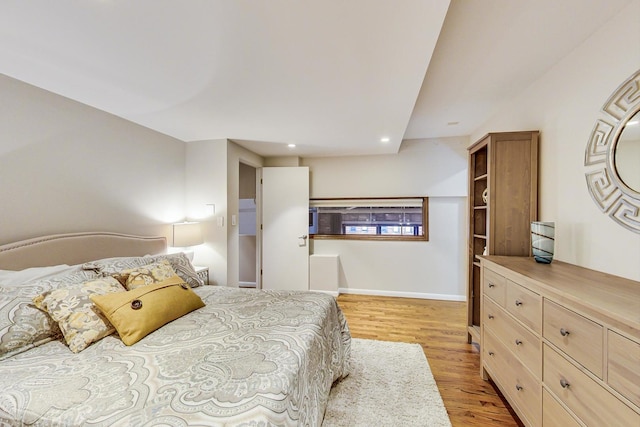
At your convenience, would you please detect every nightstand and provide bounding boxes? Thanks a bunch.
[194,266,209,285]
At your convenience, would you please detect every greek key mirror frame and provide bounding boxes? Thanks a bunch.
[584,68,640,234]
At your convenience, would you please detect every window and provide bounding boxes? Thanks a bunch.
[310,197,428,241]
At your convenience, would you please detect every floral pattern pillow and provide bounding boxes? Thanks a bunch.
[83,256,152,276]
[0,268,97,360]
[0,289,62,360]
[33,276,125,353]
[150,252,204,288]
[113,260,178,290]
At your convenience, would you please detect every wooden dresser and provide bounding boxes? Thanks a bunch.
[480,256,640,427]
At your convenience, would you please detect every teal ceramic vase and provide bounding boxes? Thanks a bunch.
[531,221,555,264]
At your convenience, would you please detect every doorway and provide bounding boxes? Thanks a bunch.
[238,162,258,288]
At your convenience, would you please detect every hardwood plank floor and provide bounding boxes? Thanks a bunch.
[336,294,523,427]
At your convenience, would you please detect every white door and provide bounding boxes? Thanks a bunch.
[261,166,309,291]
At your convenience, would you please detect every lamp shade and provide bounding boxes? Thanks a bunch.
[172,222,203,247]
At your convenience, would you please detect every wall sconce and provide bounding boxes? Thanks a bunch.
[172,222,203,248]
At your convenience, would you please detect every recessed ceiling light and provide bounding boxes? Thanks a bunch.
[288,143,296,148]
[380,137,390,143]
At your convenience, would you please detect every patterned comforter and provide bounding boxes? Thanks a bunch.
[0,286,351,426]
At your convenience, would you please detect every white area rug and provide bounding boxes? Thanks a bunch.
[323,338,452,427]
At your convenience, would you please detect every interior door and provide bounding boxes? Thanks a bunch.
[261,166,309,291]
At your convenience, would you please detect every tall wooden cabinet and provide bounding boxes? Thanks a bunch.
[467,131,539,344]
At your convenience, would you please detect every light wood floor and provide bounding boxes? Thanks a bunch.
[336,294,523,427]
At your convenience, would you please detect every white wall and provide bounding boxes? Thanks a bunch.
[0,75,185,245]
[185,139,228,285]
[302,137,468,299]
[185,140,263,286]
[471,0,640,281]
[304,138,468,198]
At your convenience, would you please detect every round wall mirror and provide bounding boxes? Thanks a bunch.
[585,69,640,234]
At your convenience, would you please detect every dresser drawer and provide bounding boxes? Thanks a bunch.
[543,299,603,378]
[484,329,541,426]
[483,329,508,389]
[483,268,507,307]
[543,344,639,427]
[608,330,640,407]
[542,389,581,427]
[484,296,541,378]
[506,280,541,334]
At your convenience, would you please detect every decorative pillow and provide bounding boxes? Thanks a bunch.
[150,252,204,288]
[33,276,125,353]
[82,253,203,288]
[0,268,97,360]
[83,256,152,276]
[113,260,178,290]
[0,290,62,360]
[90,275,205,346]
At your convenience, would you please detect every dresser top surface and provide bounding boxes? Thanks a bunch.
[481,256,640,332]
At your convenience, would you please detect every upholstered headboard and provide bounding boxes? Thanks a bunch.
[0,232,167,270]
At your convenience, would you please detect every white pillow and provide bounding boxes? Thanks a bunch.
[0,265,76,287]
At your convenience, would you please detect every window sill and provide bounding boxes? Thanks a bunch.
[310,234,428,242]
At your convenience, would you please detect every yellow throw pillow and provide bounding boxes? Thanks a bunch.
[90,275,205,346]
[33,276,125,353]
[113,259,177,290]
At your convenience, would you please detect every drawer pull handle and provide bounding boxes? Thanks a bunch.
[488,283,495,288]
[488,314,495,319]
[560,379,570,389]
[515,385,523,391]
[560,328,570,337]
[488,351,495,356]
[515,339,523,346]
[515,300,523,306]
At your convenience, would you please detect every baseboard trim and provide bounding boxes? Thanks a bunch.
[310,289,340,298]
[338,288,466,302]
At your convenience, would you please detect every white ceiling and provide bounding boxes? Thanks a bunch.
[0,0,632,157]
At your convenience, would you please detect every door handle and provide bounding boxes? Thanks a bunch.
[299,234,308,240]
[298,234,308,247]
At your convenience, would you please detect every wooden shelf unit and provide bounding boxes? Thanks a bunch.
[467,131,539,343]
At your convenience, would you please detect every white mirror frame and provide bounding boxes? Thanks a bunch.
[585,68,640,234]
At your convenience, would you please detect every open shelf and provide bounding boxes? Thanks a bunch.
[468,325,481,344]
[466,131,539,345]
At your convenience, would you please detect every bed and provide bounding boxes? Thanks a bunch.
[0,232,351,426]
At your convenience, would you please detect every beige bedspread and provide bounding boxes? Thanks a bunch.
[0,286,351,426]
